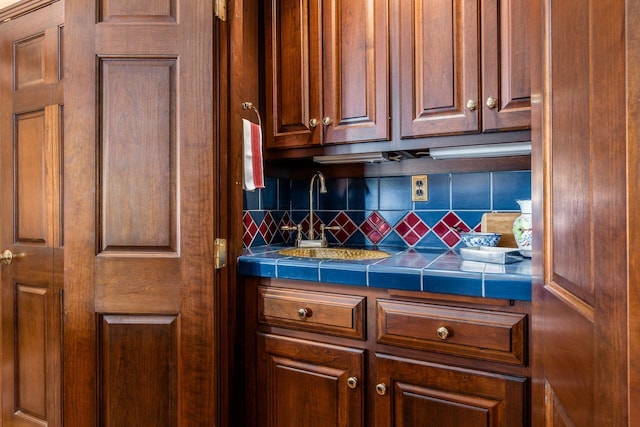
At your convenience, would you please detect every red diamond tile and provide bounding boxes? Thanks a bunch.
[259,213,277,244]
[432,212,472,248]
[394,212,429,247]
[361,213,391,245]
[328,212,358,244]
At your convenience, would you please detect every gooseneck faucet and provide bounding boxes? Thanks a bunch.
[308,172,327,240]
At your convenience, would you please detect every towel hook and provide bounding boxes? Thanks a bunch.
[241,102,262,128]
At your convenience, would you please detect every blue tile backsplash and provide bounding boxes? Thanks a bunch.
[243,171,531,249]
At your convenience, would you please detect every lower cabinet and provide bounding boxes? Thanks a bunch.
[374,354,526,426]
[257,334,364,427]
[245,278,531,426]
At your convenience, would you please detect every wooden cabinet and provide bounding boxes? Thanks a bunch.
[264,0,389,149]
[374,354,526,427]
[257,334,365,427]
[399,0,530,138]
[245,279,530,426]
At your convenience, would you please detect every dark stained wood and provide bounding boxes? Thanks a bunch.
[257,333,365,427]
[481,0,530,131]
[375,354,527,427]
[0,2,64,426]
[64,0,217,425]
[399,0,479,137]
[258,286,365,339]
[377,299,527,365]
[531,0,629,424]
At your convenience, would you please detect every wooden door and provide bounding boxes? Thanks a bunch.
[399,0,479,137]
[531,0,628,425]
[264,0,323,149]
[480,0,530,131]
[0,2,64,426]
[257,333,364,427]
[63,0,218,425]
[321,0,389,144]
[374,354,527,426]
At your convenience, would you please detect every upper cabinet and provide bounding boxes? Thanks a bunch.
[399,0,530,138]
[264,0,389,149]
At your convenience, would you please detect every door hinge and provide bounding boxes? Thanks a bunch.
[214,238,227,269]
[214,0,226,21]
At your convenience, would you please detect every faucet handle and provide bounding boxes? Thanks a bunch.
[281,224,303,246]
[319,224,341,247]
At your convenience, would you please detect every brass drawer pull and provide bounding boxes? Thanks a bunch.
[376,383,387,396]
[347,377,358,389]
[437,326,450,340]
[297,308,312,319]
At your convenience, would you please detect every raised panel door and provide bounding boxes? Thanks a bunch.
[257,333,364,427]
[0,3,64,426]
[399,0,480,137]
[374,354,527,427]
[481,0,530,131]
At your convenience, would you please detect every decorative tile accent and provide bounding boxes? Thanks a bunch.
[394,212,429,246]
[278,211,293,243]
[431,212,470,247]
[258,212,277,244]
[243,212,259,247]
[328,212,358,244]
[360,212,392,245]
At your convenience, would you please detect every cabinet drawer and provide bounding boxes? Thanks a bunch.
[377,299,527,365]
[258,286,365,339]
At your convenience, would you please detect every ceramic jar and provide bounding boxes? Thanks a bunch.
[512,200,532,257]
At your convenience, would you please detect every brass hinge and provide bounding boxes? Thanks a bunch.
[214,0,226,21]
[214,238,227,269]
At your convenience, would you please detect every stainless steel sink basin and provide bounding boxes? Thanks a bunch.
[278,247,390,260]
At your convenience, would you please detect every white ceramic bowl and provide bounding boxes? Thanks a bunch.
[459,232,502,247]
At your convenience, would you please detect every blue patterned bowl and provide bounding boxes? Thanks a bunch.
[460,232,502,247]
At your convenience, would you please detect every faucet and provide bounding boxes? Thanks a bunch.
[281,171,340,248]
[308,172,327,241]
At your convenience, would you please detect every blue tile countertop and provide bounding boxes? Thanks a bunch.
[238,245,532,301]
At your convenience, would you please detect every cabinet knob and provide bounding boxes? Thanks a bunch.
[466,99,478,111]
[375,383,387,396]
[309,118,319,128]
[436,326,450,340]
[1,249,13,265]
[486,96,498,109]
[297,308,312,319]
[322,116,333,126]
[347,377,358,389]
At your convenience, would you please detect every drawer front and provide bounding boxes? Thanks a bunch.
[377,299,527,365]
[258,286,365,339]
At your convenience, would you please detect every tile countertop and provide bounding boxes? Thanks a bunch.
[238,245,532,301]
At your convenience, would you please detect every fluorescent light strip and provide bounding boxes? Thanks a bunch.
[429,142,531,159]
[313,152,389,165]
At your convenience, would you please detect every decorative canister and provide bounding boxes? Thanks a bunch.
[512,200,532,257]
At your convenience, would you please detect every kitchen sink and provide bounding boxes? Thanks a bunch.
[278,247,390,261]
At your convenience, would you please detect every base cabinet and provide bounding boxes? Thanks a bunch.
[374,354,527,426]
[246,279,531,426]
[257,334,364,427]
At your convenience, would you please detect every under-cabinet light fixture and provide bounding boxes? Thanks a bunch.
[313,152,389,165]
[428,142,531,160]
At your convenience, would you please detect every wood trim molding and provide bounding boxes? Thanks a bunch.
[0,0,58,23]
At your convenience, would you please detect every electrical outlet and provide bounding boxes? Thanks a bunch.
[411,175,428,202]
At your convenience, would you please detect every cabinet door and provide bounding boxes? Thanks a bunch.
[481,0,530,131]
[258,334,364,427]
[399,0,480,137]
[374,354,527,427]
[322,0,389,144]
[265,0,323,148]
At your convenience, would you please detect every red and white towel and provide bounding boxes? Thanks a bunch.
[242,118,264,191]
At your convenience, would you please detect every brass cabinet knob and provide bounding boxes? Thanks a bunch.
[297,308,311,319]
[347,377,358,389]
[322,116,333,126]
[309,118,319,128]
[375,383,387,396]
[436,326,450,340]
[486,96,497,109]
[1,249,13,265]
[466,99,478,111]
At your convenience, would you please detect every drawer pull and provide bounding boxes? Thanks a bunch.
[436,326,450,340]
[347,377,358,389]
[375,383,387,396]
[297,308,312,319]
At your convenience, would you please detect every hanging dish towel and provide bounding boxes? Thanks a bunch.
[242,118,264,191]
